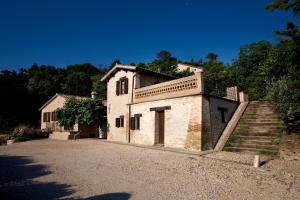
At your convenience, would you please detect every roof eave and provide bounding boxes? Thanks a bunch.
[101,64,137,82]
[38,93,61,111]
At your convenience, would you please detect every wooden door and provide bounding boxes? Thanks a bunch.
[158,111,165,144]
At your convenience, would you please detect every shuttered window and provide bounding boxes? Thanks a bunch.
[131,114,142,130]
[116,81,120,95]
[43,112,51,122]
[51,111,57,121]
[130,117,135,130]
[120,115,124,127]
[116,77,128,96]
[115,118,120,127]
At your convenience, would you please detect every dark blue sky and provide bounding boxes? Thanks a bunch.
[0,0,297,70]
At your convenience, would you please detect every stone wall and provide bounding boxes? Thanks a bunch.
[206,96,238,148]
[130,95,202,150]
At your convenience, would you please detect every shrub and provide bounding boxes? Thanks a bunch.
[14,136,28,142]
[265,76,300,118]
[0,134,9,145]
[13,127,49,140]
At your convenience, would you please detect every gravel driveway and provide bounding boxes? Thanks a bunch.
[0,139,299,200]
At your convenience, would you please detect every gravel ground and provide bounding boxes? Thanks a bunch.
[0,139,299,200]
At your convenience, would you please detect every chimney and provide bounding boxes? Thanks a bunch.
[91,91,97,99]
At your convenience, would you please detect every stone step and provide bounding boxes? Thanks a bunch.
[235,135,279,140]
[238,122,283,129]
[239,119,282,123]
[249,101,274,105]
[242,113,279,117]
[248,104,275,107]
[245,108,274,114]
[234,131,279,137]
[236,127,283,131]
[232,143,279,151]
[223,147,278,155]
[247,104,275,108]
[241,116,281,120]
[223,101,282,156]
[235,127,282,131]
[234,138,278,145]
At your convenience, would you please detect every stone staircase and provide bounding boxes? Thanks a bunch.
[223,101,283,155]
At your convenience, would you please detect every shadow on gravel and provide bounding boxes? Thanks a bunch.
[0,155,73,200]
[85,192,131,200]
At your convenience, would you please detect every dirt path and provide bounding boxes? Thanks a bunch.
[0,139,299,200]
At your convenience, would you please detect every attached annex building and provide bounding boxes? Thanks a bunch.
[39,93,99,140]
[101,64,245,151]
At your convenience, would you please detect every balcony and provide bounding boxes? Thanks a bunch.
[133,71,203,103]
[133,70,240,104]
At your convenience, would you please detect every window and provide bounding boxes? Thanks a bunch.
[51,111,57,121]
[218,107,227,123]
[116,77,128,95]
[115,118,120,128]
[115,116,124,128]
[120,115,124,127]
[43,112,51,122]
[131,114,142,130]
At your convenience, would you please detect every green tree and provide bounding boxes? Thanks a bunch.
[91,68,108,99]
[156,50,172,61]
[265,0,300,116]
[56,97,105,127]
[230,41,273,100]
[148,50,177,76]
[203,53,226,81]
[62,72,92,96]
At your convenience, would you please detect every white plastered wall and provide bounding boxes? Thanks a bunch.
[130,95,202,150]
[41,95,66,129]
[106,70,134,142]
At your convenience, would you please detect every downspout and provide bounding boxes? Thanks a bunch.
[128,74,136,143]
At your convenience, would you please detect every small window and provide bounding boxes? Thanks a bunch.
[116,77,128,96]
[218,107,227,123]
[43,112,50,122]
[131,114,142,130]
[115,118,120,127]
[120,115,124,127]
[51,111,57,121]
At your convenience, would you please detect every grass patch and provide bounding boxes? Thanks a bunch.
[14,136,28,142]
[224,134,237,148]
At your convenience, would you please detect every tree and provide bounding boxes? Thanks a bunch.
[56,98,105,127]
[110,59,121,68]
[265,0,300,116]
[66,63,99,76]
[206,53,218,63]
[62,72,92,96]
[56,98,80,127]
[91,69,108,99]
[229,41,273,100]
[156,50,172,61]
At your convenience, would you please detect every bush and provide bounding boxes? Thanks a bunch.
[12,127,49,140]
[265,76,300,118]
[0,134,9,145]
[14,136,28,142]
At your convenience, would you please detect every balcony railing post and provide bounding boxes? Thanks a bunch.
[194,69,204,93]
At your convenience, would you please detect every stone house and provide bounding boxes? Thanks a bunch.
[39,93,99,140]
[101,64,245,151]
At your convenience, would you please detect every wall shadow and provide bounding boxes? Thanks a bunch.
[85,192,131,200]
[0,155,73,200]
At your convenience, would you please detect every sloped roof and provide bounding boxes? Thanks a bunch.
[39,93,91,111]
[100,64,175,82]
